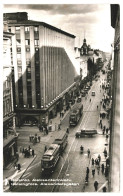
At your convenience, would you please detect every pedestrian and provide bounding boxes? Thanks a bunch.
[44,145,47,152]
[98,154,101,162]
[106,134,109,140]
[102,186,107,192]
[28,145,31,150]
[97,165,100,175]
[66,127,69,134]
[58,124,61,130]
[87,149,90,158]
[101,123,103,129]
[92,158,94,166]
[106,157,110,167]
[92,169,95,177]
[97,105,98,110]
[32,149,34,157]
[94,180,98,191]
[9,179,13,190]
[5,177,8,186]
[106,128,109,134]
[38,135,41,142]
[86,167,89,175]
[17,163,21,171]
[85,174,89,183]
[101,163,105,174]
[90,98,91,102]
[105,167,109,177]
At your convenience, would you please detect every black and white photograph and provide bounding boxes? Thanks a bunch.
[2,0,121,193]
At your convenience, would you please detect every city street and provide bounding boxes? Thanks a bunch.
[9,63,110,192]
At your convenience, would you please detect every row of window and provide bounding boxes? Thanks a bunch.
[16,39,39,46]
[17,60,40,65]
[8,26,39,32]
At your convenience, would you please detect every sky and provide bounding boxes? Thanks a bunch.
[3,2,115,52]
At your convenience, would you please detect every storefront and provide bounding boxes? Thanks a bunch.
[3,137,18,168]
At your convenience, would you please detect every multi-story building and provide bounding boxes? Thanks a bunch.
[3,12,80,126]
[109,4,120,192]
[3,21,18,168]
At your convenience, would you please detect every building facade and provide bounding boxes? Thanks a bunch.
[4,12,80,126]
[3,21,18,168]
[109,4,120,192]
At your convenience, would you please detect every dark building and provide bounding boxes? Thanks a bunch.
[3,21,18,168]
[109,4,120,192]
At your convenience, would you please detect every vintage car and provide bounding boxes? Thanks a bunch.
[75,129,97,138]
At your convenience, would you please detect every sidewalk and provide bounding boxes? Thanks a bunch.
[3,153,36,192]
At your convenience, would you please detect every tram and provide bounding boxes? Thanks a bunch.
[41,144,60,173]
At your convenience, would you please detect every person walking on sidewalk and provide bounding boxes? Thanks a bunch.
[32,149,35,157]
[101,163,105,174]
[9,179,13,190]
[86,167,89,176]
[87,149,90,158]
[17,163,21,172]
[91,158,94,166]
[102,186,107,192]
[94,180,98,191]
[92,169,95,177]
[38,135,41,142]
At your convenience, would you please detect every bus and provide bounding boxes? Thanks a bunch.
[41,144,60,173]
[53,132,68,153]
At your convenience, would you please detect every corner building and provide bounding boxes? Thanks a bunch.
[4,12,79,126]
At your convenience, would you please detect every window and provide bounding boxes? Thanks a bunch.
[27,67,31,72]
[16,39,21,46]
[34,40,39,46]
[26,60,31,65]
[17,60,22,65]
[35,48,39,51]
[25,39,30,46]
[18,73,22,78]
[17,53,21,59]
[16,27,20,31]
[26,48,30,52]
[34,27,39,32]
[25,27,30,32]
[27,73,31,79]
[17,47,21,53]
[18,66,22,72]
